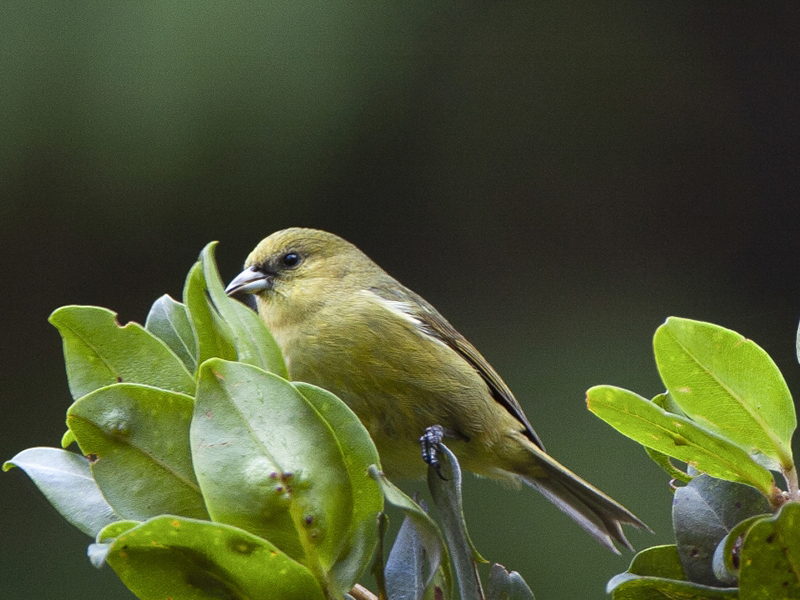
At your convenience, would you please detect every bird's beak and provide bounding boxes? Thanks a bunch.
[225,266,273,296]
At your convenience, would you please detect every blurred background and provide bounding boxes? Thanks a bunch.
[2,2,799,598]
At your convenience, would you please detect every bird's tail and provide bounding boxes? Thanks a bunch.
[519,444,648,553]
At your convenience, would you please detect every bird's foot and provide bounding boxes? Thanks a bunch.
[420,425,448,480]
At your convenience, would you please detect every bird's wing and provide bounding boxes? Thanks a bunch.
[385,286,546,450]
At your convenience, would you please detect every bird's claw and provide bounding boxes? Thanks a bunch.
[420,425,448,480]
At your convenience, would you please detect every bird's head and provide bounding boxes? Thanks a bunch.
[225,228,381,308]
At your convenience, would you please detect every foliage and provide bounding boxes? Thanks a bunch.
[9,240,800,598]
[4,243,533,600]
[588,317,800,599]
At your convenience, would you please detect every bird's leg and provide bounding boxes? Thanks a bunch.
[420,425,451,480]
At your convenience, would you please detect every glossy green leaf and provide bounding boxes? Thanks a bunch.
[651,391,689,419]
[368,465,451,596]
[485,563,536,600]
[607,544,686,591]
[183,261,238,365]
[191,360,353,579]
[643,394,693,484]
[294,382,382,590]
[672,474,770,586]
[739,502,800,598]
[654,317,796,472]
[106,516,325,600]
[97,520,141,542]
[610,577,738,599]
[61,429,76,449]
[145,294,198,372]
[91,519,140,568]
[49,306,195,399]
[607,545,738,599]
[67,383,208,521]
[200,243,287,377]
[3,447,120,537]
[385,514,425,600]
[427,443,485,600]
[587,385,775,495]
[644,446,692,485]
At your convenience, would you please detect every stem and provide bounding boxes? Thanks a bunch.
[370,513,388,600]
[784,463,799,502]
[348,584,379,600]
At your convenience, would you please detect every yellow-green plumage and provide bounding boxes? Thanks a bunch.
[226,227,646,552]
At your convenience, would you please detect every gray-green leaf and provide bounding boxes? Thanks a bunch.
[427,443,485,600]
[145,294,198,372]
[485,563,535,600]
[3,447,120,537]
[385,515,425,600]
[672,474,770,586]
[368,465,452,596]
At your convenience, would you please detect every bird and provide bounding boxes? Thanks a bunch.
[225,227,646,552]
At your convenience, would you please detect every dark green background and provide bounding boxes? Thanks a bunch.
[3,3,799,598]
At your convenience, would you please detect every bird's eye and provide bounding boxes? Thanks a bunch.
[282,252,301,268]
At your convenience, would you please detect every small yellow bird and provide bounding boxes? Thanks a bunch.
[226,228,646,552]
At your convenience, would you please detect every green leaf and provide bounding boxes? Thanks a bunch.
[427,443,485,600]
[485,563,536,600]
[608,544,686,589]
[607,545,738,599]
[49,306,195,399]
[191,360,353,581]
[200,242,287,377]
[183,261,238,365]
[643,394,693,484]
[587,385,775,496]
[183,261,237,364]
[385,515,425,600]
[651,391,689,419]
[67,383,208,521]
[3,447,120,537]
[293,382,383,591]
[610,577,738,599]
[739,502,800,598]
[106,516,326,600]
[61,429,76,448]
[654,317,796,472]
[145,294,198,372]
[672,474,770,586]
[98,520,141,542]
[644,446,692,485]
[368,465,452,596]
[92,520,142,568]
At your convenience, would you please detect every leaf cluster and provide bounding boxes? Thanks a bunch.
[588,317,800,598]
[5,243,534,600]
[5,244,382,599]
